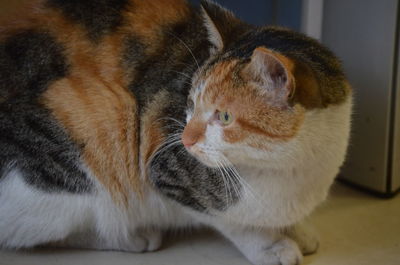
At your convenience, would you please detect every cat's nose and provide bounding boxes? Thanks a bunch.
[182,130,199,148]
[182,120,206,148]
[182,136,197,148]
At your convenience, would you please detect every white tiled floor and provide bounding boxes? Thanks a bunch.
[1,182,399,265]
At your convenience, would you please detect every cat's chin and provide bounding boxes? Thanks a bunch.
[187,151,220,168]
[191,150,265,169]
[195,156,220,168]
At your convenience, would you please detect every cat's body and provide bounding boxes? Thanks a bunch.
[0,1,352,264]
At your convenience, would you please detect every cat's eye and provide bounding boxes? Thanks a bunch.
[218,111,233,126]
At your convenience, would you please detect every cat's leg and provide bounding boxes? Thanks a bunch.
[87,193,164,253]
[0,169,93,249]
[122,228,163,252]
[285,221,319,255]
[50,227,163,253]
[216,224,303,265]
[0,168,163,252]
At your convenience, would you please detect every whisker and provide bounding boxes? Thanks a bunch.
[156,117,186,126]
[151,142,181,165]
[166,31,200,71]
[155,139,181,155]
[219,155,263,209]
[168,70,192,80]
[156,117,186,134]
[221,161,238,205]
[151,135,182,161]
[206,151,239,204]
[162,132,183,141]
[161,122,185,128]
[176,145,188,158]
[175,61,199,70]
[219,159,241,202]
[214,159,232,205]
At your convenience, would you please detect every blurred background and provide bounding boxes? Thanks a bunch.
[1,0,399,197]
[190,0,304,32]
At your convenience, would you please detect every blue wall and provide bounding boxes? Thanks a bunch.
[189,0,302,31]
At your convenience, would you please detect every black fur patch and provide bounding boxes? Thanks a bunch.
[0,101,93,193]
[0,30,93,193]
[226,28,344,77]
[47,0,129,41]
[150,143,238,212]
[124,12,212,112]
[0,30,68,101]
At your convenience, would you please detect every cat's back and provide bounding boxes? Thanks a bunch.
[0,0,192,100]
[0,0,197,201]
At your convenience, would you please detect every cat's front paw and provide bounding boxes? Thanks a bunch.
[296,232,319,255]
[122,229,162,253]
[286,222,319,255]
[249,238,303,265]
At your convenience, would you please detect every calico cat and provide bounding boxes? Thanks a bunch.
[0,0,352,265]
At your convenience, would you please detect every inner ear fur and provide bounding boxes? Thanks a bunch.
[244,47,296,101]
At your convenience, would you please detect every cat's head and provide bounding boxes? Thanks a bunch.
[182,1,309,168]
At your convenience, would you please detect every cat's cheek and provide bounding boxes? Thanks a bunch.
[185,111,193,124]
[193,154,220,168]
[203,123,224,150]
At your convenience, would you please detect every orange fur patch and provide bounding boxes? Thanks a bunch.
[38,7,142,206]
[0,0,46,40]
[182,116,207,146]
[123,0,190,53]
[292,61,323,109]
[203,60,239,105]
[140,90,170,177]
[42,75,141,206]
[221,99,305,145]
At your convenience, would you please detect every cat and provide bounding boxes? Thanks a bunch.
[0,0,352,265]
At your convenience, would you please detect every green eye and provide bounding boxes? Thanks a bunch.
[218,111,233,125]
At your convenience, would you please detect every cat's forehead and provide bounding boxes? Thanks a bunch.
[208,60,240,82]
[193,61,258,109]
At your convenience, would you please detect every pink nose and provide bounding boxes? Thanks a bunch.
[182,135,197,148]
[182,120,205,148]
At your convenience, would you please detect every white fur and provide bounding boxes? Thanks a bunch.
[0,168,195,251]
[0,170,92,248]
[215,224,303,265]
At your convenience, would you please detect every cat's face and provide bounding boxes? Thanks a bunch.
[183,47,305,168]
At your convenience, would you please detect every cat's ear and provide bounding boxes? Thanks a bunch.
[244,47,296,102]
[200,0,242,52]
